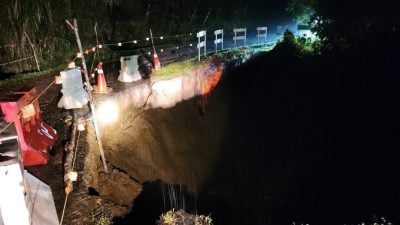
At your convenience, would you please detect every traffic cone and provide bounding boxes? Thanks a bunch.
[94,63,112,93]
[153,50,161,71]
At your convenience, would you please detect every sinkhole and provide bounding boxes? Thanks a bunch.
[82,54,400,225]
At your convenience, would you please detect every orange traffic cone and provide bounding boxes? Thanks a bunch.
[93,62,112,93]
[153,50,161,71]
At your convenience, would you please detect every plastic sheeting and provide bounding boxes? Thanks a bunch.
[25,171,59,225]
[118,55,141,82]
[0,122,58,225]
[57,68,89,109]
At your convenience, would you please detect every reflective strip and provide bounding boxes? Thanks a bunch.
[197,30,206,38]
[197,42,205,48]
[233,36,246,40]
[97,69,103,74]
[234,28,246,32]
[214,39,222,44]
[214,29,223,35]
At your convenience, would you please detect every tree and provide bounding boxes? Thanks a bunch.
[287,0,400,53]
[286,0,316,25]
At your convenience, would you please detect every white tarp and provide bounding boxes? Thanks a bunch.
[25,171,59,225]
[118,55,141,82]
[0,167,59,225]
[0,124,58,225]
[0,164,30,225]
[57,68,89,109]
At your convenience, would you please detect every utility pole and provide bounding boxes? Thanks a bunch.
[65,19,108,173]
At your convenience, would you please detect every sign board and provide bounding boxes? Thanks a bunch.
[233,28,246,47]
[214,29,223,53]
[257,26,268,44]
[197,30,206,38]
[197,30,207,61]
[197,42,206,48]
[214,29,223,35]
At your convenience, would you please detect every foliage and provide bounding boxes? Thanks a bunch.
[158,209,212,225]
[221,48,252,63]
[159,210,178,225]
[90,201,112,225]
[287,0,400,53]
[152,58,198,80]
[286,0,316,25]
[272,30,321,57]
[0,0,279,74]
[0,0,113,74]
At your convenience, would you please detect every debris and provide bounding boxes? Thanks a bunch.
[158,209,212,225]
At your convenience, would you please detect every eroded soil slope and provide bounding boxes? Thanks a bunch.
[83,68,229,218]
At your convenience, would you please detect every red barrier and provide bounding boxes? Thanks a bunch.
[0,87,57,166]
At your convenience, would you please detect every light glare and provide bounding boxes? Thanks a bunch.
[96,101,118,124]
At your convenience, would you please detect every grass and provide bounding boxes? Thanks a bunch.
[152,58,199,81]
[0,65,65,89]
[151,44,276,82]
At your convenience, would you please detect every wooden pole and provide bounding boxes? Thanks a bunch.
[94,22,100,61]
[65,19,91,87]
[23,31,40,71]
[65,19,108,173]
[149,28,156,53]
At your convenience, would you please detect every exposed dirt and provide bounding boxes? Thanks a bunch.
[82,60,227,221]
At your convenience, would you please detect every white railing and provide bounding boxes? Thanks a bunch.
[197,30,207,61]
[214,29,224,53]
[233,28,247,47]
[257,27,268,45]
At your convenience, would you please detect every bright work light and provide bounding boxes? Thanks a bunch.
[96,101,119,124]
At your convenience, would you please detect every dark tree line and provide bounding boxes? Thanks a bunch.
[5,0,396,74]
[287,0,400,54]
[0,0,113,73]
[0,0,280,74]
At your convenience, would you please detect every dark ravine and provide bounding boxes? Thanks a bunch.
[82,50,400,225]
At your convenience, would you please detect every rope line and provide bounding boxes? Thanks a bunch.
[59,193,69,225]
[72,130,81,170]
[0,43,30,49]
[0,56,35,66]
[59,127,81,225]
[101,32,193,47]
